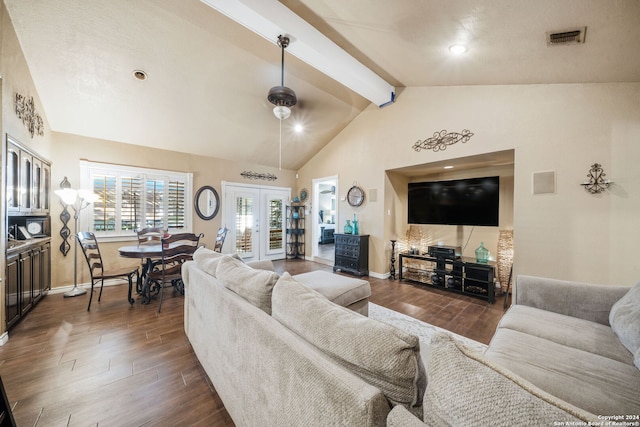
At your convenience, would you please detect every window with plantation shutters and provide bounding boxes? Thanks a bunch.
[80,161,192,239]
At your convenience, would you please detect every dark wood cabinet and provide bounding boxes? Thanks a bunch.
[399,252,496,303]
[6,136,51,214]
[5,240,51,330]
[333,234,369,276]
[5,254,20,329]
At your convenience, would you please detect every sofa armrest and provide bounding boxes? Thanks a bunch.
[246,259,275,271]
[514,275,630,325]
[386,405,426,427]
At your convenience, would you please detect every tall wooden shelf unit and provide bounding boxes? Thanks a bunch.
[286,205,305,259]
[399,252,495,303]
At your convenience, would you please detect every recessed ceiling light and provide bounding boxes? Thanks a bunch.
[444,165,454,169]
[133,69,147,81]
[448,44,468,54]
[294,123,304,133]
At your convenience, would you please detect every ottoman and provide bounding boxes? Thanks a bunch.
[293,270,371,316]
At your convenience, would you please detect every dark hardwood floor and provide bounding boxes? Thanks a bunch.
[0,259,507,426]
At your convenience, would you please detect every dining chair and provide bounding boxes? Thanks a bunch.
[136,227,164,245]
[0,375,16,427]
[213,227,228,253]
[77,232,140,311]
[135,227,165,291]
[145,232,203,313]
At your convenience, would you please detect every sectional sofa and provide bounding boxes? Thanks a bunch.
[182,247,640,426]
[388,275,640,426]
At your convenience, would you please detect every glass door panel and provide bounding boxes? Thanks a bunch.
[233,191,257,259]
[223,184,289,261]
[264,194,285,256]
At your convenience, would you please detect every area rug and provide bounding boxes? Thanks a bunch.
[368,303,488,353]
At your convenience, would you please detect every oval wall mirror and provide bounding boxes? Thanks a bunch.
[195,185,220,220]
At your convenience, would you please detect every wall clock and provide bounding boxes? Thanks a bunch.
[347,185,365,207]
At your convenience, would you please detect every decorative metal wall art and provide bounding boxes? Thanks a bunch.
[240,171,278,181]
[15,93,45,138]
[413,129,474,152]
[59,177,72,256]
[580,163,612,194]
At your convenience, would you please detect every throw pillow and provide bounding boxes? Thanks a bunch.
[272,273,426,415]
[192,246,225,277]
[609,281,640,368]
[215,256,279,314]
[422,333,595,426]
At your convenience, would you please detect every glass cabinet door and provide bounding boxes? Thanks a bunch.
[20,152,33,212]
[6,144,20,212]
[42,163,51,212]
[33,158,43,211]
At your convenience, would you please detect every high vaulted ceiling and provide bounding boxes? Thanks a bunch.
[5,0,640,170]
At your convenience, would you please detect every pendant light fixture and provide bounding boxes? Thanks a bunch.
[268,35,297,120]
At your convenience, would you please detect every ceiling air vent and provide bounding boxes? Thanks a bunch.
[546,27,586,46]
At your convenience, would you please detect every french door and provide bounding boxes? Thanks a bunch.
[222,182,289,262]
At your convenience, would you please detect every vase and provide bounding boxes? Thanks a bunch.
[343,220,353,234]
[352,219,359,235]
[475,242,489,263]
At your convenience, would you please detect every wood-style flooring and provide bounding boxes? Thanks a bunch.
[0,259,507,426]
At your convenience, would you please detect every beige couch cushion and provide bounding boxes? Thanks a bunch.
[609,281,640,369]
[272,273,426,414]
[485,327,640,416]
[498,305,633,364]
[293,270,371,314]
[193,246,225,276]
[215,255,279,314]
[423,333,594,426]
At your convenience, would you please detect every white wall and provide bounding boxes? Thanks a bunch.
[298,83,640,285]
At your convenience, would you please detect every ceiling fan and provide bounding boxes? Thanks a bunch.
[320,186,336,194]
[268,35,297,120]
[267,34,298,170]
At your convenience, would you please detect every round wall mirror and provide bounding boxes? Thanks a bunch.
[195,186,220,220]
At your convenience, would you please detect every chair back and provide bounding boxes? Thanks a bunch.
[77,232,105,280]
[137,227,164,245]
[0,376,16,427]
[213,227,228,252]
[159,233,203,280]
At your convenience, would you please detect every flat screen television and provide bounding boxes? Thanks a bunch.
[408,176,499,226]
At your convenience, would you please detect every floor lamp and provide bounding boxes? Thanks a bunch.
[55,188,100,298]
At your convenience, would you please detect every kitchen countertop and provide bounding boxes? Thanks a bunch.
[6,237,52,255]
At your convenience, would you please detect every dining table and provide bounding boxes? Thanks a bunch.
[118,243,175,304]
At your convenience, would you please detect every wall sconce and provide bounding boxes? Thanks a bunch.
[580,163,612,194]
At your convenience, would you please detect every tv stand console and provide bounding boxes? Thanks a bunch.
[399,252,495,303]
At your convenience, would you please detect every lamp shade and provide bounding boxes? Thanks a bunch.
[78,189,100,203]
[55,188,78,205]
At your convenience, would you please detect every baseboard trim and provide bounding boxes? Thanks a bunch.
[48,279,129,295]
[0,332,8,346]
[368,271,387,279]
